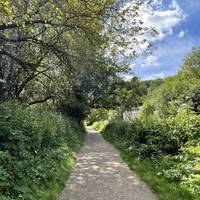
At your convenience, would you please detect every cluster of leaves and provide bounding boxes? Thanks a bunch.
[163,144,200,195]
[103,110,200,196]
[0,103,84,200]
[140,48,200,195]
[85,108,117,132]
[143,48,200,117]
[93,76,152,112]
[103,108,199,155]
[92,120,109,132]
[0,0,154,120]
[103,47,200,196]
[85,108,117,125]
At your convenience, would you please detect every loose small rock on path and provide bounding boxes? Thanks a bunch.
[59,127,157,200]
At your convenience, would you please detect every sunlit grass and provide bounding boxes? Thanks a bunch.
[37,134,85,200]
[37,156,76,200]
[103,134,198,200]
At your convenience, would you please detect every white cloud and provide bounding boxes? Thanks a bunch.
[178,30,186,38]
[139,0,187,41]
[143,72,166,80]
[141,55,159,68]
[106,1,187,60]
[121,0,187,57]
[151,0,163,6]
[133,36,199,80]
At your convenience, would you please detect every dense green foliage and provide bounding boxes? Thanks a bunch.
[0,1,156,199]
[1,0,199,199]
[0,103,84,200]
[85,108,118,132]
[103,117,200,199]
[86,77,161,132]
[102,48,200,198]
[143,48,200,117]
[87,77,162,132]
[103,130,196,200]
[85,108,117,125]
[0,0,153,119]
[92,120,109,132]
[93,77,157,112]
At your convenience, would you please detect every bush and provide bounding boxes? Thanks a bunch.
[102,47,200,198]
[0,103,84,200]
[103,108,200,196]
[92,120,109,132]
[163,141,200,195]
[85,108,117,126]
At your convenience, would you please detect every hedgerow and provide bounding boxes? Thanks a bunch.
[0,103,84,200]
[103,107,200,198]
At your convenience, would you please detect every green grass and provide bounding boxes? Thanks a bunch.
[37,131,85,200]
[103,134,198,200]
[0,102,86,200]
[37,154,76,200]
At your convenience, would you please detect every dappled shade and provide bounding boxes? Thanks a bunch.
[59,128,157,200]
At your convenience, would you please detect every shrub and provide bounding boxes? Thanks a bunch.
[103,111,200,196]
[163,141,200,195]
[85,108,117,126]
[0,103,84,200]
[92,120,109,132]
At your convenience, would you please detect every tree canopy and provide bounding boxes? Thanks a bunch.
[0,0,153,119]
[143,47,200,116]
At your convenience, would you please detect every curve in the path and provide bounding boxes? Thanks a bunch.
[59,127,157,200]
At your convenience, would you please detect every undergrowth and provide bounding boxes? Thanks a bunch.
[0,103,85,200]
[102,117,200,200]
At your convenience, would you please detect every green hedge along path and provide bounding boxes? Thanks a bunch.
[59,127,157,200]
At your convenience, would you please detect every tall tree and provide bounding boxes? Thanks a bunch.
[0,0,154,118]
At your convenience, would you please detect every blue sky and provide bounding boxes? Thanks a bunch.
[130,0,200,80]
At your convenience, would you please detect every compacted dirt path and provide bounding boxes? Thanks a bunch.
[59,127,157,200]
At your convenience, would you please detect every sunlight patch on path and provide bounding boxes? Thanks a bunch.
[59,127,157,200]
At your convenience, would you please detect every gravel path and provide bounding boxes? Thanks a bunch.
[59,127,157,200]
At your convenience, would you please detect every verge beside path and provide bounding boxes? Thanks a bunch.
[59,127,157,200]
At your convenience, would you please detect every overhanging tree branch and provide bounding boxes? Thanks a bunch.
[28,95,54,106]
[0,49,40,68]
